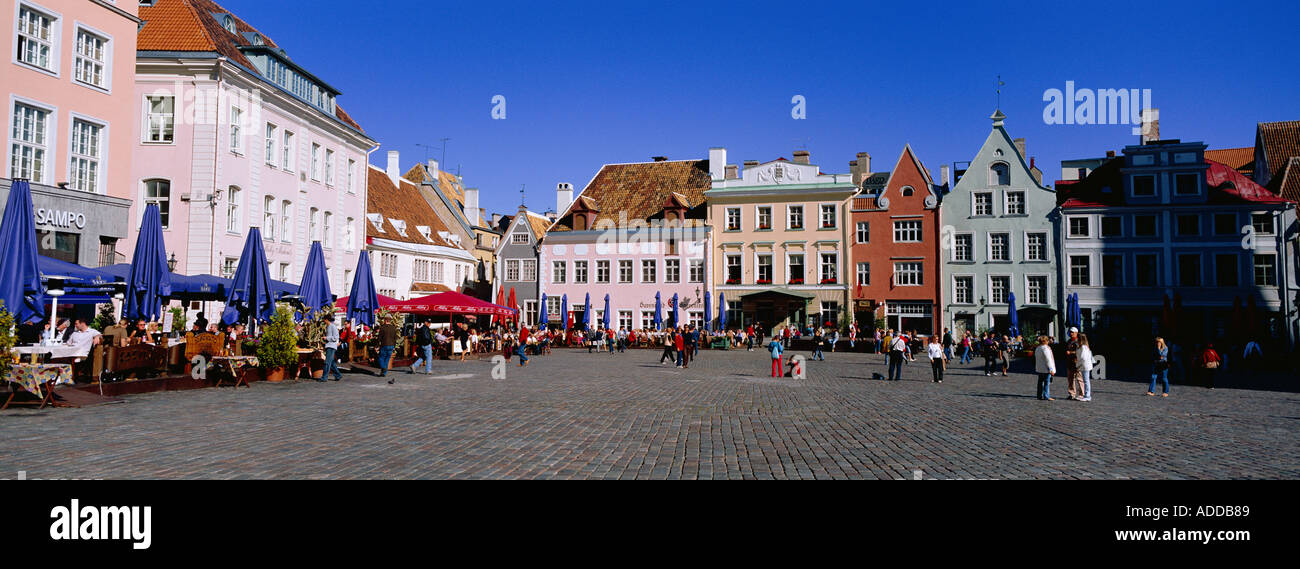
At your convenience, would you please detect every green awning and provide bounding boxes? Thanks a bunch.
[739,287,816,301]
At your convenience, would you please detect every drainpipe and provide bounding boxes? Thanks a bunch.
[203,57,227,322]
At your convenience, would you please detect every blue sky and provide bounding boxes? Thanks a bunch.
[218,0,1298,216]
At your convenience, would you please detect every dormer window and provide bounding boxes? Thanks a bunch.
[222,15,236,34]
[989,163,1010,186]
[417,225,433,241]
[366,213,385,232]
[901,186,915,197]
[390,219,408,237]
[250,34,263,46]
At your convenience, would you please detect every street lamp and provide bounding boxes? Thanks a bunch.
[167,252,178,272]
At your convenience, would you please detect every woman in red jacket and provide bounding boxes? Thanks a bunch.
[1200,344,1221,389]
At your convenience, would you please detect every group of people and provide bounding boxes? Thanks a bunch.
[1031,327,1095,401]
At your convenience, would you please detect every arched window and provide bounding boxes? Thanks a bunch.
[143,179,171,229]
[989,162,1010,186]
[226,186,241,233]
[263,196,276,240]
[901,186,915,197]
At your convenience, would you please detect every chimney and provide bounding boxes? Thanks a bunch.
[725,164,739,179]
[1030,158,1043,185]
[708,147,726,181]
[464,187,480,226]
[850,152,871,185]
[1105,150,1116,158]
[792,150,810,165]
[1140,108,1160,144]
[1014,138,1027,159]
[491,213,501,227]
[743,160,759,168]
[427,159,440,179]
[652,156,668,162]
[939,164,951,187]
[556,182,573,215]
[386,151,401,186]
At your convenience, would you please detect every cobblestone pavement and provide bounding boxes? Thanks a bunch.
[2,348,1296,479]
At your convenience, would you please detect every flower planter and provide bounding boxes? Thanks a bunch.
[309,357,325,379]
[263,366,288,383]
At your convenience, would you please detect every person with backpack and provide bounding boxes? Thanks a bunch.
[769,335,784,378]
[887,331,908,381]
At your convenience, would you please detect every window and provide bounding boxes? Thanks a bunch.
[323,212,333,247]
[281,131,295,170]
[1215,254,1238,287]
[431,261,443,282]
[281,200,292,242]
[1102,255,1123,286]
[989,276,1010,303]
[756,206,772,230]
[725,207,741,231]
[1134,215,1157,237]
[618,310,633,331]
[222,257,239,278]
[264,123,277,164]
[637,259,654,283]
[347,159,357,193]
[788,254,805,284]
[1069,255,1091,286]
[1253,254,1276,286]
[310,143,321,180]
[74,29,107,89]
[145,96,174,143]
[412,259,429,281]
[279,263,290,281]
[756,254,772,283]
[1214,213,1237,235]
[16,5,56,73]
[1025,233,1047,261]
[143,179,170,229]
[574,260,588,284]
[617,260,633,283]
[9,102,49,182]
[665,258,680,283]
[787,205,803,229]
[1177,254,1201,287]
[1068,217,1090,238]
[989,163,1010,186]
[1251,213,1275,236]
[345,217,355,250]
[229,107,242,153]
[225,186,241,233]
[1175,214,1199,237]
[520,260,536,281]
[973,192,993,216]
[819,301,839,324]
[1100,216,1122,237]
[379,253,397,278]
[1005,191,1025,215]
[819,253,837,284]
[989,233,1010,261]
[1026,276,1047,304]
[325,149,335,186]
[952,233,973,262]
[1174,173,1199,196]
[309,207,320,241]
[1135,255,1158,287]
[552,261,566,283]
[596,260,610,284]
[511,232,529,244]
[505,260,520,281]
[856,221,869,244]
[953,276,973,304]
[68,119,102,192]
[820,204,836,228]
[1132,175,1155,197]
[688,259,704,283]
[524,301,539,327]
[725,254,741,283]
[893,262,922,286]
[263,197,276,240]
[901,186,914,197]
[856,262,870,287]
[893,220,922,242]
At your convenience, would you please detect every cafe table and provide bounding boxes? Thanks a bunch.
[2,363,73,410]
[210,355,259,388]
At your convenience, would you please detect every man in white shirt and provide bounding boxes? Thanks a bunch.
[66,319,102,352]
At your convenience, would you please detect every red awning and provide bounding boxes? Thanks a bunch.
[387,291,517,317]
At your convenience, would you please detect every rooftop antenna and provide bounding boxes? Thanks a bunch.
[439,137,451,167]
[414,143,435,162]
[996,75,1005,109]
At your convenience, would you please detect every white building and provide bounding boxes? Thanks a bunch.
[365,158,475,299]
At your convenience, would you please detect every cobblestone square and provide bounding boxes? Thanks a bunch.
[1,348,1296,479]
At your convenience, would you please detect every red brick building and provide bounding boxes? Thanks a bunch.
[850,145,945,334]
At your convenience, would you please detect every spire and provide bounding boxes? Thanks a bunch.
[991,109,1006,127]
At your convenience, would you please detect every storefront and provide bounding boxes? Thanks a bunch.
[1,179,133,269]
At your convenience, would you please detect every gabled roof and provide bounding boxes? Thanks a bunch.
[1257,120,1300,181]
[550,159,711,232]
[1271,157,1300,203]
[1059,158,1292,208]
[880,144,941,202]
[402,163,475,233]
[1205,147,1254,175]
[366,166,464,250]
[524,211,552,239]
[138,0,363,132]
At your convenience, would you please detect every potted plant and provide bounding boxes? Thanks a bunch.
[756,279,772,285]
[820,278,837,284]
[788,278,804,285]
[0,304,16,377]
[257,306,299,382]
[168,306,187,336]
[725,278,740,285]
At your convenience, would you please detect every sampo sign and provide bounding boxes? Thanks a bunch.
[34,208,88,229]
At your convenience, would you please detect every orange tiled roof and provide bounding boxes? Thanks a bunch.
[550,159,711,232]
[1258,120,1300,180]
[524,211,552,240]
[1204,147,1254,174]
[410,283,454,293]
[403,164,467,211]
[366,166,465,250]
[1272,157,1300,203]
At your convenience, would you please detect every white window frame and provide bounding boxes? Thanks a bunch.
[1066,215,1091,238]
[264,122,277,165]
[595,260,611,284]
[511,232,529,244]
[819,203,837,229]
[520,259,537,282]
[142,94,174,144]
[310,143,321,181]
[228,106,242,154]
[987,274,1012,304]
[14,2,61,77]
[724,253,742,284]
[688,258,704,283]
[573,260,588,284]
[755,205,772,230]
[1024,274,1049,305]
[725,207,741,231]
[855,221,869,244]
[1024,231,1048,262]
[641,259,657,283]
[787,252,805,284]
[323,211,333,248]
[72,24,111,92]
[1069,254,1093,287]
[325,148,335,186]
[755,253,772,284]
[66,113,105,193]
[893,219,922,243]
[951,231,974,262]
[819,252,838,284]
[1251,212,1276,236]
[280,200,293,243]
[855,262,869,287]
[8,96,57,184]
[347,159,357,193]
[281,130,295,171]
[893,261,923,286]
[141,178,171,230]
[987,232,1011,262]
[1003,190,1025,216]
[505,259,520,281]
[552,260,566,284]
[263,196,276,240]
[786,204,804,230]
[225,186,242,234]
[972,192,994,216]
[664,258,680,283]
[617,259,633,284]
[952,274,975,305]
[1253,253,1277,287]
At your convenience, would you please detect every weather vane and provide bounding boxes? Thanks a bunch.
[996,75,1005,109]
[520,184,526,207]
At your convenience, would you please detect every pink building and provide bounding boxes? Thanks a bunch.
[3,0,137,266]
[130,0,377,318]
[540,158,712,331]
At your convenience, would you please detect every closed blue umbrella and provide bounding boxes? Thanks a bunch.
[124,204,173,322]
[704,291,712,332]
[582,292,591,330]
[345,250,380,326]
[1063,293,1073,330]
[0,180,45,323]
[296,241,332,320]
[671,293,679,329]
[1007,291,1019,337]
[539,293,548,328]
[222,227,275,326]
[602,293,610,330]
[718,292,726,331]
[1073,293,1083,330]
[561,294,568,330]
[653,292,662,330]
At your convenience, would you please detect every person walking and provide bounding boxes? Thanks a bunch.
[659,329,677,365]
[811,329,826,361]
[927,334,947,383]
[1077,333,1094,401]
[1064,327,1082,400]
[1148,337,1171,397]
[1200,343,1221,389]
[960,332,973,365]
[848,322,857,350]
[745,324,755,351]
[674,328,686,368]
[378,317,398,383]
[982,333,998,376]
[1034,336,1056,400]
[768,335,784,378]
[320,317,344,382]
[409,321,434,375]
[887,332,907,381]
[942,328,954,364]
[998,335,1011,377]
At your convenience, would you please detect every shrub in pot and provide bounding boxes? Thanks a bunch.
[257,306,299,382]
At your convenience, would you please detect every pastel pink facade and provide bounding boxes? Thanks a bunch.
[3,0,139,197]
